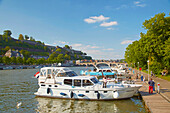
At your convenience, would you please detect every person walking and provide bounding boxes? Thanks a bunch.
[141,74,143,82]
[103,77,107,88]
[148,78,155,93]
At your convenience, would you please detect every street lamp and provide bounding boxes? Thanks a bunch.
[138,62,139,75]
[147,60,149,81]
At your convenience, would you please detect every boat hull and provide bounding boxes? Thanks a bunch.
[34,85,141,100]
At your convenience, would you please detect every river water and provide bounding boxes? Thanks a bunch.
[0,67,147,113]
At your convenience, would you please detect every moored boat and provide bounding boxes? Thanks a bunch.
[34,67,142,100]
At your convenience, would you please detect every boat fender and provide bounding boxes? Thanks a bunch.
[113,91,119,98]
[60,92,67,96]
[47,88,50,94]
[97,92,100,99]
[70,91,74,98]
[78,94,85,97]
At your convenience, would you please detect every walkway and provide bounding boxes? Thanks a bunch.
[130,69,170,113]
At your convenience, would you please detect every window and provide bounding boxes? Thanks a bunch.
[86,91,89,93]
[90,78,99,84]
[41,84,45,86]
[49,85,51,87]
[58,73,67,77]
[83,80,93,86]
[66,71,78,77]
[104,91,107,93]
[54,85,58,87]
[95,91,98,93]
[74,79,81,87]
[64,79,72,85]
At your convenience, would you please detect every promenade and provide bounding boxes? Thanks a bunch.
[131,69,170,113]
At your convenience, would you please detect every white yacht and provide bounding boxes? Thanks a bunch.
[34,67,142,100]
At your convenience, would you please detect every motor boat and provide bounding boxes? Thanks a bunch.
[34,67,142,100]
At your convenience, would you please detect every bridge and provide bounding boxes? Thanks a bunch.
[76,61,128,67]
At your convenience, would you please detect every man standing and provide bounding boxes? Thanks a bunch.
[148,78,155,93]
[103,77,107,88]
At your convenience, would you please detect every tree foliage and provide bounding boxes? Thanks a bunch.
[125,13,170,74]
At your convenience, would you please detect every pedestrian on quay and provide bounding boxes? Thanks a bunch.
[153,80,155,92]
[103,77,107,88]
[148,78,155,94]
[151,71,153,77]
[141,74,143,82]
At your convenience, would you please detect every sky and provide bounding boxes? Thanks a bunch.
[0,0,170,60]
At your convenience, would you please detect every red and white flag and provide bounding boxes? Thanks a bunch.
[34,71,40,78]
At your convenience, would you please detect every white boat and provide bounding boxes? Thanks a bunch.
[111,64,127,75]
[34,67,142,100]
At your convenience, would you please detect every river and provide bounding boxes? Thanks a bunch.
[0,67,147,113]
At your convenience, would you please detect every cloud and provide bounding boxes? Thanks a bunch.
[100,21,118,27]
[106,27,115,30]
[121,40,133,44]
[115,4,128,10]
[134,1,146,7]
[71,43,82,47]
[84,15,110,24]
[103,48,114,51]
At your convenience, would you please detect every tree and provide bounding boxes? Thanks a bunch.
[65,45,70,49]
[16,57,23,64]
[11,56,16,64]
[57,54,64,63]
[4,46,10,51]
[2,56,11,64]
[3,30,12,37]
[64,54,71,60]
[56,48,62,52]
[18,34,24,40]
[25,35,29,40]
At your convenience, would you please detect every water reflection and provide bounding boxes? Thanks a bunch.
[36,97,146,113]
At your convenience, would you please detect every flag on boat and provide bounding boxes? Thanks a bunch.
[34,71,40,78]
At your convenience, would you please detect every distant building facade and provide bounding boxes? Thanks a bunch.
[5,49,23,58]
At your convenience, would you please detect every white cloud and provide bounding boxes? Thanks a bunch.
[84,15,110,24]
[121,40,133,44]
[100,21,118,27]
[115,4,128,10]
[71,43,82,47]
[106,27,115,30]
[134,1,146,7]
[103,48,114,51]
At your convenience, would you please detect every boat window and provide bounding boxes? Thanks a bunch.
[107,70,111,72]
[83,80,93,86]
[95,91,98,93]
[99,70,102,72]
[90,78,99,84]
[41,84,45,86]
[41,69,46,77]
[58,73,67,77]
[74,79,81,87]
[64,79,72,85]
[66,71,78,77]
[86,91,89,93]
[104,91,107,93]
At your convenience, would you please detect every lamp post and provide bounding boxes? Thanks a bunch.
[138,62,139,75]
[147,60,149,81]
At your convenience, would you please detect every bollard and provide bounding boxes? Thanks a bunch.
[157,83,160,94]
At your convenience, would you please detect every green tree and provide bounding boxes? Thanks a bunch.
[57,54,64,63]
[25,35,29,40]
[56,48,62,52]
[11,56,16,64]
[64,54,71,60]
[18,34,24,40]
[2,56,11,64]
[4,46,10,51]
[3,30,12,37]
[16,57,23,64]
[65,45,70,49]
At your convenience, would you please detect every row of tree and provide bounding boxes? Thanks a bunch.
[125,13,170,74]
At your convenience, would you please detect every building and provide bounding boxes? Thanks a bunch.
[5,49,23,58]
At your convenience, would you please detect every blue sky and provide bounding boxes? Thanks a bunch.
[0,0,170,60]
